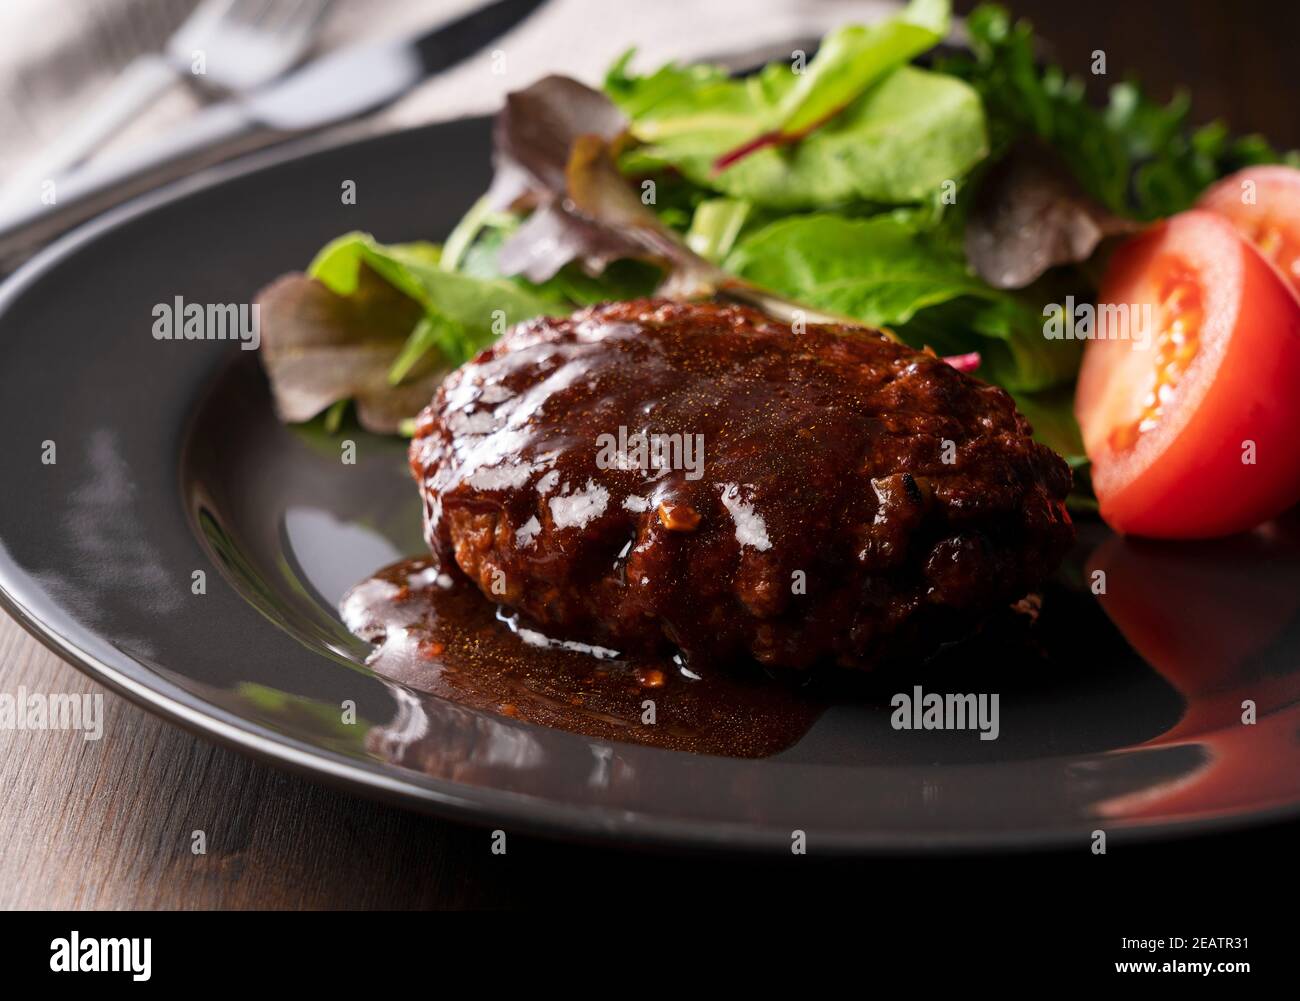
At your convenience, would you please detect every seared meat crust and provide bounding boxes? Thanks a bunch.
[410,299,1073,671]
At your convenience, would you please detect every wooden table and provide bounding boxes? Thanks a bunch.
[2,0,1298,910]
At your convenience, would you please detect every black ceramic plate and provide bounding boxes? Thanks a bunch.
[3,117,1300,854]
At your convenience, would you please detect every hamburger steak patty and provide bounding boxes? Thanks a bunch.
[409,299,1074,671]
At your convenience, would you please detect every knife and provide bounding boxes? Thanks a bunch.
[0,0,546,267]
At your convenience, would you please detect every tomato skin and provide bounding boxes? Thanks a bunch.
[1197,165,1300,296]
[1076,210,1300,539]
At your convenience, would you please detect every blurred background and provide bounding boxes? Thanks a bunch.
[3,0,1297,200]
[0,0,878,189]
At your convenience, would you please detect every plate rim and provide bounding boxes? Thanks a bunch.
[3,118,1300,856]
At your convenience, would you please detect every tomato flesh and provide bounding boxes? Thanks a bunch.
[1197,165,1300,295]
[1075,210,1300,538]
[1102,259,1204,453]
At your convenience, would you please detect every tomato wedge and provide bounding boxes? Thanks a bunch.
[1198,165,1300,296]
[1075,210,1300,538]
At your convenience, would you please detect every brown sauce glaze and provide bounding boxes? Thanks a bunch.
[408,300,1074,674]
[341,557,824,757]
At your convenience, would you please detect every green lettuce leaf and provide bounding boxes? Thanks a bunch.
[942,3,1299,219]
[255,232,566,433]
[769,0,948,139]
[456,218,663,304]
[612,63,986,211]
[725,212,1080,392]
[309,232,564,371]
[685,199,752,261]
[605,0,984,210]
[712,0,951,167]
[725,212,981,324]
[710,68,988,209]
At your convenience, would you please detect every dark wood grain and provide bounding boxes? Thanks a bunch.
[4,0,1300,910]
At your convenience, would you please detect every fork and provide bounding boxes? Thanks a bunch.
[0,0,331,208]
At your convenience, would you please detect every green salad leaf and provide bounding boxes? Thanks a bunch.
[460,221,663,304]
[255,233,566,433]
[768,0,949,140]
[702,67,988,209]
[611,65,987,210]
[685,199,752,262]
[712,0,951,168]
[309,232,564,374]
[943,3,1299,219]
[725,212,1080,392]
[606,0,985,209]
[725,213,983,326]
[255,0,1298,489]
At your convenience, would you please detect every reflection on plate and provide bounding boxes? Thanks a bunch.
[0,116,1296,852]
